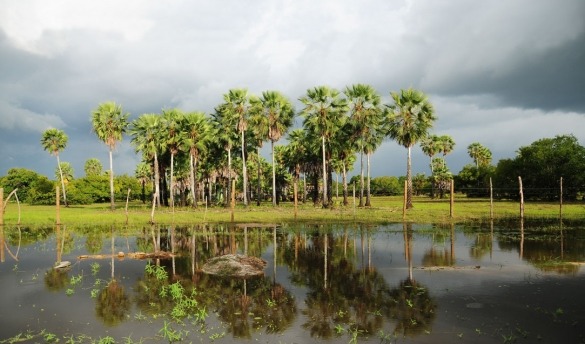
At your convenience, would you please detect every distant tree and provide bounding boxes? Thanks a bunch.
[370,176,402,196]
[130,114,163,209]
[493,135,585,200]
[41,128,68,206]
[1,168,52,203]
[91,101,130,210]
[84,158,103,177]
[135,162,151,204]
[55,162,74,184]
[467,142,492,168]
[385,88,436,208]
[161,109,186,209]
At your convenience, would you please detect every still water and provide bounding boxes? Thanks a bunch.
[0,222,584,343]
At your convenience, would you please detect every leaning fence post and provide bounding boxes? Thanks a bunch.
[0,188,4,226]
[56,186,61,225]
[489,177,494,220]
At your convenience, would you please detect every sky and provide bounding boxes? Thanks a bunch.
[1,0,584,180]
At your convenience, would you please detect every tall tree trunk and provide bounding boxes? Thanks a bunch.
[189,154,196,208]
[359,150,364,207]
[154,152,160,208]
[429,156,435,199]
[170,153,175,210]
[109,149,114,210]
[227,148,232,208]
[321,136,328,208]
[406,146,413,209]
[241,131,248,206]
[272,141,277,206]
[256,146,262,206]
[56,154,68,207]
[302,173,306,203]
[342,162,348,206]
[365,152,372,207]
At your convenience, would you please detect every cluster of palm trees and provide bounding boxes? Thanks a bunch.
[42,85,441,210]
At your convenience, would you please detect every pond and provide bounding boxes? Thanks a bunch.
[1,221,584,343]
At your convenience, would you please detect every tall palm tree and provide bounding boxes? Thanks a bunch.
[211,104,239,206]
[345,83,382,207]
[161,109,186,210]
[300,86,348,208]
[283,129,308,205]
[181,111,212,208]
[251,91,295,206]
[437,135,455,157]
[420,135,441,198]
[217,89,252,206]
[130,114,162,216]
[329,123,356,206]
[385,88,436,209]
[41,128,69,206]
[363,130,384,207]
[248,101,270,206]
[91,101,130,210]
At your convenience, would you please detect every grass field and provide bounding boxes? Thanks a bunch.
[2,195,582,226]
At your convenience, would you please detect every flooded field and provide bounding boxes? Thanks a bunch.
[1,221,584,343]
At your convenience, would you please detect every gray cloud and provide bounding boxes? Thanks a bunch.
[1,0,584,179]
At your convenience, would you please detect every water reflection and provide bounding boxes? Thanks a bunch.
[1,221,585,342]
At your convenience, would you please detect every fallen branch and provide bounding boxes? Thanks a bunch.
[78,251,177,260]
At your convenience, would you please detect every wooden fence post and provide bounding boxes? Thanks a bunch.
[0,188,3,226]
[449,180,454,218]
[56,186,61,225]
[489,177,494,220]
[230,179,236,222]
[402,180,407,220]
[518,176,524,219]
[559,177,563,220]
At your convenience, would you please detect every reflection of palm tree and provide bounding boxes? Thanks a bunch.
[389,278,436,336]
[44,267,69,291]
[95,279,130,326]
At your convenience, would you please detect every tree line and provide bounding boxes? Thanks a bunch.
[2,83,584,207]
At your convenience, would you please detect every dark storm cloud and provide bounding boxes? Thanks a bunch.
[1,0,585,179]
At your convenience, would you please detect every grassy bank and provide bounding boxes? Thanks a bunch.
[2,195,582,227]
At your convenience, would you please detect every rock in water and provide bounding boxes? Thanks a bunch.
[202,254,266,277]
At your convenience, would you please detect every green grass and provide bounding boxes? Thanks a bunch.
[1,195,582,226]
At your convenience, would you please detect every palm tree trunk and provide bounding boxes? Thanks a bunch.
[154,152,160,208]
[359,150,364,207]
[257,146,262,206]
[342,162,348,206]
[271,141,277,206]
[189,154,196,208]
[109,149,115,210]
[56,154,68,207]
[406,146,413,209]
[430,156,435,199]
[227,148,232,208]
[321,136,328,208]
[241,131,248,206]
[170,153,175,211]
[365,152,372,207]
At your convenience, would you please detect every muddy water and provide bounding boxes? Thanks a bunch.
[0,222,584,343]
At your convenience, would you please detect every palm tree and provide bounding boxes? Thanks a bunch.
[251,91,295,206]
[130,114,162,219]
[363,130,384,207]
[181,111,212,208]
[248,102,269,206]
[217,89,252,206]
[135,161,151,204]
[283,129,308,205]
[329,122,356,206]
[437,135,455,157]
[300,86,348,208]
[420,134,440,198]
[345,83,382,207]
[91,101,130,210]
[41,128,69,206]
[211,104,239,206]
[84,158,103,177]
[385,88,436,209]
[468,142,492,168]
[161,109,186,210]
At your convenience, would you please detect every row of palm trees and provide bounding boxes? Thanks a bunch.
[42,85,441,210]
